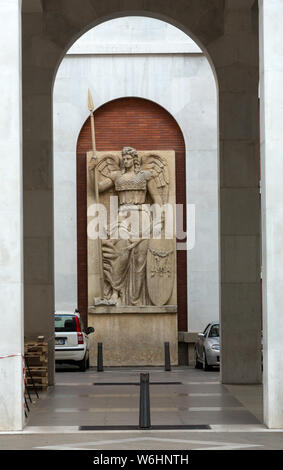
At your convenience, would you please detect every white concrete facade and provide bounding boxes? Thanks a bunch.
[259,0,283,429]
[53,17,219,333]
[0,0,24,431]
[2,0,282,431]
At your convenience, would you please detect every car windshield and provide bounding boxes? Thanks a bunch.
[203,324,210,335]
[55,315,76,332]
[208,324,219,338]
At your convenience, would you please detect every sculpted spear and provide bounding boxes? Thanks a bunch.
[88,89,104,300]
[88,89,100,204]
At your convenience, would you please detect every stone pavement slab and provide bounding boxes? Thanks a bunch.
[1,366,281,450]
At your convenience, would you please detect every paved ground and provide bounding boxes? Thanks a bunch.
[0,366,282,450]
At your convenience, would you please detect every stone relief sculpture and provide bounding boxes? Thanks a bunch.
[88,146,175,307]
[86,92,177,367]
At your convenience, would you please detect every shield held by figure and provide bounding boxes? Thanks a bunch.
[146,238,175,306]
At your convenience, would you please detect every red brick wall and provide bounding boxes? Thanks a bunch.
[77,97,187,330]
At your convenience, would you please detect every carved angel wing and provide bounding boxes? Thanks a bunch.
[90,153,121,178]
[141,153,170,204]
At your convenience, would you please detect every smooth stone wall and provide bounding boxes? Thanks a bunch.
[259,0,283,429]
[216,1,261,385]
[0,0,24,431]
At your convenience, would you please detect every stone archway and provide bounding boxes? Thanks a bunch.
[76,97,187,332]
[21,0,260,398]
[0,0,263,432]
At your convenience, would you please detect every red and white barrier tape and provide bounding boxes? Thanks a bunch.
[0,353,24,360]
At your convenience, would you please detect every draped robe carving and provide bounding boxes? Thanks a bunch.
[88,147,175,307]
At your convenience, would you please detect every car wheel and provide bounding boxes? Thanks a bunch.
[194,349,202,369]
[79,354,87,372]
[203,351,210,371]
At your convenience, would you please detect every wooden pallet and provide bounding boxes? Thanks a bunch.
[24,355,48,366]
[24,338,49,390]
[26,383,48,391]
[26,370,48,389]
[26,376,48,384]
[28,367,48,376]
[24,343,48,354]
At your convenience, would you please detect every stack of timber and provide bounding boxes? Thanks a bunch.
[24,337,48,390]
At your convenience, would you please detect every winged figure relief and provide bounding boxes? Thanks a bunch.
[89,147,174,307]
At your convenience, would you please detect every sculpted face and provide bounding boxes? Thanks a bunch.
[122,153,134,170]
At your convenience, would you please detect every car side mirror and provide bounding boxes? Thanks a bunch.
[198,333,205,338]
[87,327,95,334]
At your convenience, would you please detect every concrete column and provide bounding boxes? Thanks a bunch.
[211,0,262,384]
[0,0,24,431]
[22,4,55,386]
[259,0,283,428]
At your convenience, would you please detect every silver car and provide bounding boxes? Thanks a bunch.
[194,322,220,370]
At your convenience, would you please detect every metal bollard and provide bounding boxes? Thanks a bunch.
[97,342,104,372]
[164,342,171,371]
[139,373,151,429]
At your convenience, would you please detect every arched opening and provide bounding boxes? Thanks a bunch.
[19,2,262,434]
[53,16,219,368]
[76,97,187,365]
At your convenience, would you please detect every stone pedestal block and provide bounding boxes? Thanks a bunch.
[88,307,178,366]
